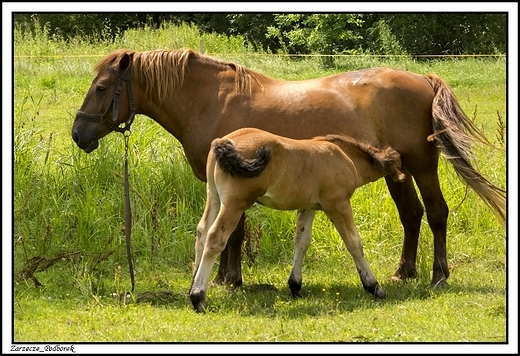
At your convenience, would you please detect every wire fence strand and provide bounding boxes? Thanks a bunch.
[14,53,507,59]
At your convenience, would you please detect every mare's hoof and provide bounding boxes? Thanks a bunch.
[223,282,242,290]
[430,278,449,289]
[391,267,418,282]
[224,277,243,289]
[212,275,224,286]
[390,275,404,283]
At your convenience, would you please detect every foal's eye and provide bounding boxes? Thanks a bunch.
[96,86,106,93]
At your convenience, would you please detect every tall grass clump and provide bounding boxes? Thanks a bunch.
[13,112,208,296]
[120,22,254,54]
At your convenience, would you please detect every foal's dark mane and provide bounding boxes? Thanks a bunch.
[316,134,379,158]
[94,48,267,103]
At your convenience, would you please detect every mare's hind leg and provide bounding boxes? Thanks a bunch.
[324,201,386,299]
[190,205,245,313]
[214,213,246,288]
[385,173,424,281]
[411,168,450,288]
[288,209,316,297]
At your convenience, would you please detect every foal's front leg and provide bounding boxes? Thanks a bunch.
[325,201,386,299]
[288,209,316,297]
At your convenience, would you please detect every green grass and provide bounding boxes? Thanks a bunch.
[10,22,509,346]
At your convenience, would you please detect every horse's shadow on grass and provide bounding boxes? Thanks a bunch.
[218,279,506,318]
[127,276,505,317]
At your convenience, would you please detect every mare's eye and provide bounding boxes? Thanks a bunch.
[96,86,106,93]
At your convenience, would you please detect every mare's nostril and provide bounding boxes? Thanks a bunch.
[72,131,79,143]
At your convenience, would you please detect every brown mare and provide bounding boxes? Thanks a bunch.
[72,48,506,291]
[190,127,406,312]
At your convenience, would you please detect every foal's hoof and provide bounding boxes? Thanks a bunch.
[189,289,207,313]
[364,282,386,299]
[290,288,303,298]
[288,276,303,298]
[374,284,386,299]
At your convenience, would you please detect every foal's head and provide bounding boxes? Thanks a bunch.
[374,147,405,182]
[316,134,406,183]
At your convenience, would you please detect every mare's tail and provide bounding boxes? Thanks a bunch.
[424,73,506,223]
[212,138,271,178]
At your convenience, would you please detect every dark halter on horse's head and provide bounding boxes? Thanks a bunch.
[76,65,136,134]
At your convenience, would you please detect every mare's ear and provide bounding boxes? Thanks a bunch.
[119,53,131,71]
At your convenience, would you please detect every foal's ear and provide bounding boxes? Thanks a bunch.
[119,53,131,71]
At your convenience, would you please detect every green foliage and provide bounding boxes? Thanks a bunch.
[13,13,507,56]
[120,22,251,54]
[267,14,365,55]
[385,13,507,55]
[365,18,407,55]
[14,13,195,42]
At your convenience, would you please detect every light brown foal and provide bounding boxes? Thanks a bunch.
[189,127,405,312]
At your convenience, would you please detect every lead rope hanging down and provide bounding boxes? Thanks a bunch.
[124,131,135,293]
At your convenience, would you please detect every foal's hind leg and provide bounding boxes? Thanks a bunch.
[193,189,220,275]
[288,209,316,298]
[190,205,245,313]
[385,173,424,281]
[324,201,386,299]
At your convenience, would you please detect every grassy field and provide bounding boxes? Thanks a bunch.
[9,22,512,350]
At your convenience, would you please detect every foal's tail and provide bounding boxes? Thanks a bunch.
[424,73,506,223]
[212,138,271,178]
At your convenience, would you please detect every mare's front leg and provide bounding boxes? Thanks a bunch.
[214,213,246,288]
[385,173,424,281]
[190,205,245,313]
[288,209,316,297]
[324,201,386,299]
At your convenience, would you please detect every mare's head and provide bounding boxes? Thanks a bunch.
[72,50,136,153]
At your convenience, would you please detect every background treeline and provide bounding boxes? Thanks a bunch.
[14,13,507,57]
